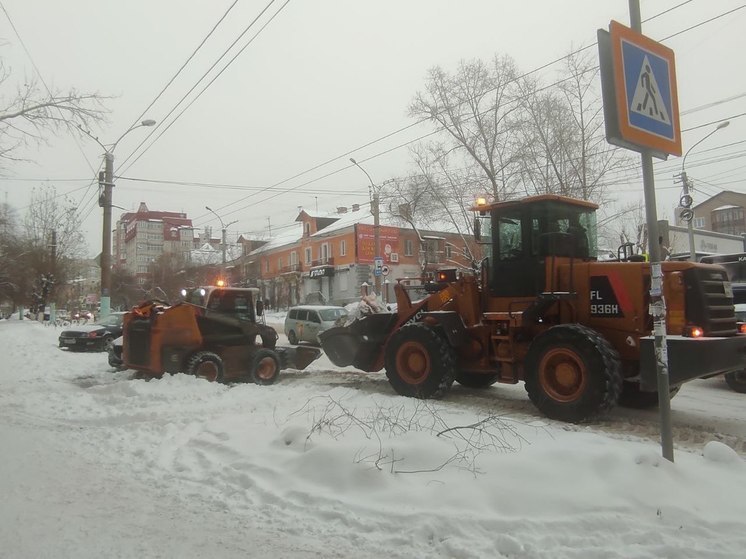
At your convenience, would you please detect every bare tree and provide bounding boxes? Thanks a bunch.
[110,267,142,311]
[517,48,630,202]
[143,252,190,303]
[20,184,88,311]
[0,57,108,170]
[0,205,30,311]
[408,55,524,201]
[383,144,485,268]
[598,200,648,255]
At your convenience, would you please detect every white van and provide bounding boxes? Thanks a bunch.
[284,305,348,345]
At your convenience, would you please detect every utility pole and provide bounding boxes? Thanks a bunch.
[221,227,227,265]
[100,153,114,319]
[679,170,697,261]
[350,158,382,295]
[205,206,238,277]
[49,230,57,323]
[79,119,156,320]
[678,120,730,261]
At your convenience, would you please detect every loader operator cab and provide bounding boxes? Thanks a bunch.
[474,195,598,297]
[181,286,263,323]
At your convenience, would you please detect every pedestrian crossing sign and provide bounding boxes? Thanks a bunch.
[608,20,681,156]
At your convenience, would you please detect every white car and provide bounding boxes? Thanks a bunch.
[284,305,348,345]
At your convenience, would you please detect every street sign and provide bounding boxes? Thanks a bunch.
[381,265,389,276]
[608,20,681,156]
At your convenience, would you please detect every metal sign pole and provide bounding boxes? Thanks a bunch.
[629,0,674,462]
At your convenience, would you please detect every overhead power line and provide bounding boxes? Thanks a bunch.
[125,0,241,133]
[116,0,289,174]
[192,3,740,222]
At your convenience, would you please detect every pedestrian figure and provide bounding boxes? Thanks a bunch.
[637,63,660,118]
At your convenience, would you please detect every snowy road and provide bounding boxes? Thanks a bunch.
[3,318,746,559]
[285,362,746,454]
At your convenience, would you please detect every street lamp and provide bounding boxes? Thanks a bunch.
[79,119,156,319]
[205,206,238,266]
[350,157,382,295]
[680,120,730,261]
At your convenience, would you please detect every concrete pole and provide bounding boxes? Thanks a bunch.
[221,227,227,265]
[680,121,729,261]
[681,171,697,261]
[350,158,382,295]
[373,191,381,296]
[50,230,57,323]
[100,152,114,320]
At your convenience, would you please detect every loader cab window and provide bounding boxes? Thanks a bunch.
[497,215,523,260]
[207,290,255,321]
[490,209,539,297]
[535,206,597,260]
[233,295,252,321]
[184,288,208,307]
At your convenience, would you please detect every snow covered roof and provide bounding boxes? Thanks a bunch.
[246,204,465,258]
[188,243,242,265]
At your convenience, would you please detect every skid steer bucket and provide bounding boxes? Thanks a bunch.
[276,345,322,371]
[320,313,397,372]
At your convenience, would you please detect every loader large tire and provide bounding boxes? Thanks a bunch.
[618,380,681,409]
[186,351,224,383]
[384,323,456,399]
[524,324,622,423]
[250,348,280,385]
[725,370,746,393]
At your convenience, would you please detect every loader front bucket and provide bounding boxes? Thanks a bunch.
[276,345,322,371]
[320,313,397,372]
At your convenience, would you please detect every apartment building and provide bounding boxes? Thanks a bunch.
[113,202,195,284]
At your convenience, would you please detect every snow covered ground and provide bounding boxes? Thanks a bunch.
[1,315,746,559]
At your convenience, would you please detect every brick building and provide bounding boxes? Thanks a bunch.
[235,205,475,309]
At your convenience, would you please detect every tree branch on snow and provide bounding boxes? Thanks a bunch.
[290,396,543,476]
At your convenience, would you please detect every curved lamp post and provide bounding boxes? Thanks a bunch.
[350,158,381,295]
[205,206,238,266]
[79,119,156,318]
[680,120,729,261]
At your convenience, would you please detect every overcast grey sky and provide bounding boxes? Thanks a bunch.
[1,0,744,255]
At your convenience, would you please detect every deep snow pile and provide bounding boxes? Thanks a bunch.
[1,318,746,559]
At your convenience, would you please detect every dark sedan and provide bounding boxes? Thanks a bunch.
[58,312,126,352]
[108,336,124,368]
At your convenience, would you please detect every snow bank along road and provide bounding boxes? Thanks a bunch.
[2,319,746,559]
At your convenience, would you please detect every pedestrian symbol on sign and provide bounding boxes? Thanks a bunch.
[630,55,670,125]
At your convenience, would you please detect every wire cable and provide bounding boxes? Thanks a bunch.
[124,0,240,133]
[116,0,285,173]
[189,3,740,222]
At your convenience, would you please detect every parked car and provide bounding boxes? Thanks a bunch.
[72,309,94,322]
[58,312,126,352]
[284,305,348,345]
[108,336,124,368]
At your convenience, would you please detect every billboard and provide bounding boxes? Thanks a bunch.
[356,224,400,264]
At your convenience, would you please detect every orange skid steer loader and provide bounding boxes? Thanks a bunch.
[123,286,320,384]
